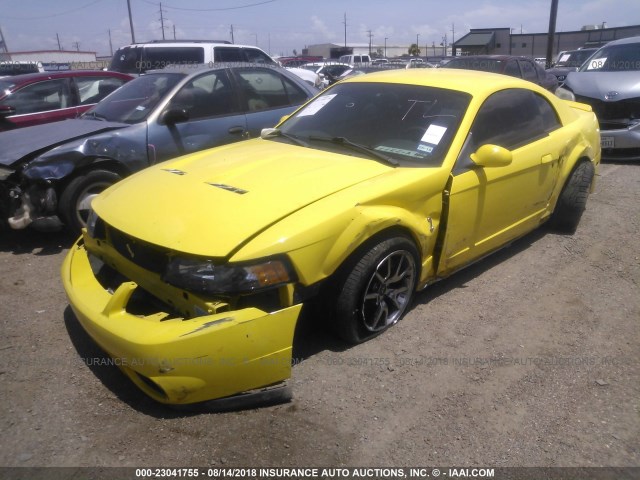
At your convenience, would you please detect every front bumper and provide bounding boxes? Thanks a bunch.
[600,122,640,161]
[61,240,302,406]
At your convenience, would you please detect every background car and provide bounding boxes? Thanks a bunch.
[299,62,352,87]
[443,55,559,92]
[547,48,598,81]
[556,36,640,161]
[0,70,132,131]
[0,60,45,78]
[109,40,276,74]
[62,69,599,407]
[0,64,318,233]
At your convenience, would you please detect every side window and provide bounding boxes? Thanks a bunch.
[504,60,521,77]
[235,68,307,111]
[519,60,538,81]
[143,47,204,68]
[469,89,547,151]
[243,48,274,64]
[168,70,238,120]
[534,93,561,133]
[214,47,243,63]
[76,77,127,105]
[1,79,72,114]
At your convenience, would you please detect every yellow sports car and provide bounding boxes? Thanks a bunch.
[62,69,600,407]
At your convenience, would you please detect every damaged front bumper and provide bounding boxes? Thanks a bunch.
[61,238,302,407]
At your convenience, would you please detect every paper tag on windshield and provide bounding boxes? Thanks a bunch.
[298,94,337,116]
[421,124,447,145]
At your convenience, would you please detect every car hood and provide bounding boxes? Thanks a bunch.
[564,71,640,101]
[94,139,392,257]
[0,118,129,167]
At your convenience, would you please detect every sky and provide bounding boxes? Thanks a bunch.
[1,0,639,57]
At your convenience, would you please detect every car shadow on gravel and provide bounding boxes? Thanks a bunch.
[293,226,553,362]
[0,228,77,255]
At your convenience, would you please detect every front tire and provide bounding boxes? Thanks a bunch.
[551,161,595,234]
[334,236,419,344]
[59,169,121,235]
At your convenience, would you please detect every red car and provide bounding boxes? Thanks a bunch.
[0,70,133,131]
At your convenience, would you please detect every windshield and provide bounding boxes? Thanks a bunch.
[555,49,596,68]
[84,73,183,124]
[278,82,471,167]
[579,43,640,72]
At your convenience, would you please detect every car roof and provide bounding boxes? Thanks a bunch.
[149,62,285,76]
[0,70,132,86]
[449,55,531,61]
[603,35,640,46]
[340,68,545,96]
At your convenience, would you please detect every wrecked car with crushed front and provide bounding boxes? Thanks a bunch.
[62,69,600,408]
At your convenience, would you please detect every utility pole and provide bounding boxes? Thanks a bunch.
[173,25,176,40]
[230,25,235,43]
[108,29,113,56]
[416,33,420,56]
[342,12,347,48]
[72,41,80,52]
[367,30,373,55]
[56,33,62,51]
[0,27,9,54]
[384,37,387,58]
[546,0,559,68]
[127,0,136,43]
[451,23,455,55]
[159,2,168,40]
[442,33,447,55]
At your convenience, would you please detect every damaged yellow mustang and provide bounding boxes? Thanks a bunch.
[62,69,600,408]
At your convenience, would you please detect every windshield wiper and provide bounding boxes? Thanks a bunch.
[308,135,399,166]
[260,128,309,147]
[82,111,108,121]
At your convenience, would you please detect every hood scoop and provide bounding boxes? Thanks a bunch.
[207,182,248,195]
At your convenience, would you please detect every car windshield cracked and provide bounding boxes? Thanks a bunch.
[275,82,471,167]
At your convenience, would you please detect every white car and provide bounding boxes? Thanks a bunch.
[285,67,321,88]
[300,62,352,88]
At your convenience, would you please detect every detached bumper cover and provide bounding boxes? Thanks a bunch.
[61,241,302,405]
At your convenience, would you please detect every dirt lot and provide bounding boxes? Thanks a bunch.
[0,163,638,471]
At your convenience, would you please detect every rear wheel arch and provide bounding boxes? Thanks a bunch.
[550,157,595,233]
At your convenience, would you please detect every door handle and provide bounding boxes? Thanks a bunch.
[228,126,245,134]
[541,154,557,164]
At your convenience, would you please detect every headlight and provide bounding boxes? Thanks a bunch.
[555,87,575,102]
[163,256,296,295]
[0,166,14,181]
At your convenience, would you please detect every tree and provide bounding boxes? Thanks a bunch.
[408,43,421,56]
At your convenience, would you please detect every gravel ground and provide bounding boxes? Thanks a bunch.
[0,163,638,474]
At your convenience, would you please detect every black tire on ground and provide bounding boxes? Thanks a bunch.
[550,161,595,234]
[59,169,121,235]
[333,236,419,344]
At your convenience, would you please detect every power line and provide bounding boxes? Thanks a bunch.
[4,0,103,20]
[140,0,277,12]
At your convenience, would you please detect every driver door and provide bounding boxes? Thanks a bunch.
[438,89,564,275]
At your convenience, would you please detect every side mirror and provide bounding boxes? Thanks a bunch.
[0,105,16,118]
[160,107,189,125]
[260,128,278,139]
[471,144,513,168]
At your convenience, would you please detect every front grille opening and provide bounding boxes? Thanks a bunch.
[135,372,167,399]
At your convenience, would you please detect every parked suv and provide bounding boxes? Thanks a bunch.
[338,54,371,65]
[556,36,640,161]
[110,40,276,74]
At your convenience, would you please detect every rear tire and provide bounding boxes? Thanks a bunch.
[59,169,121,235]
[333,236,419,344]
[550,161,594,234]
